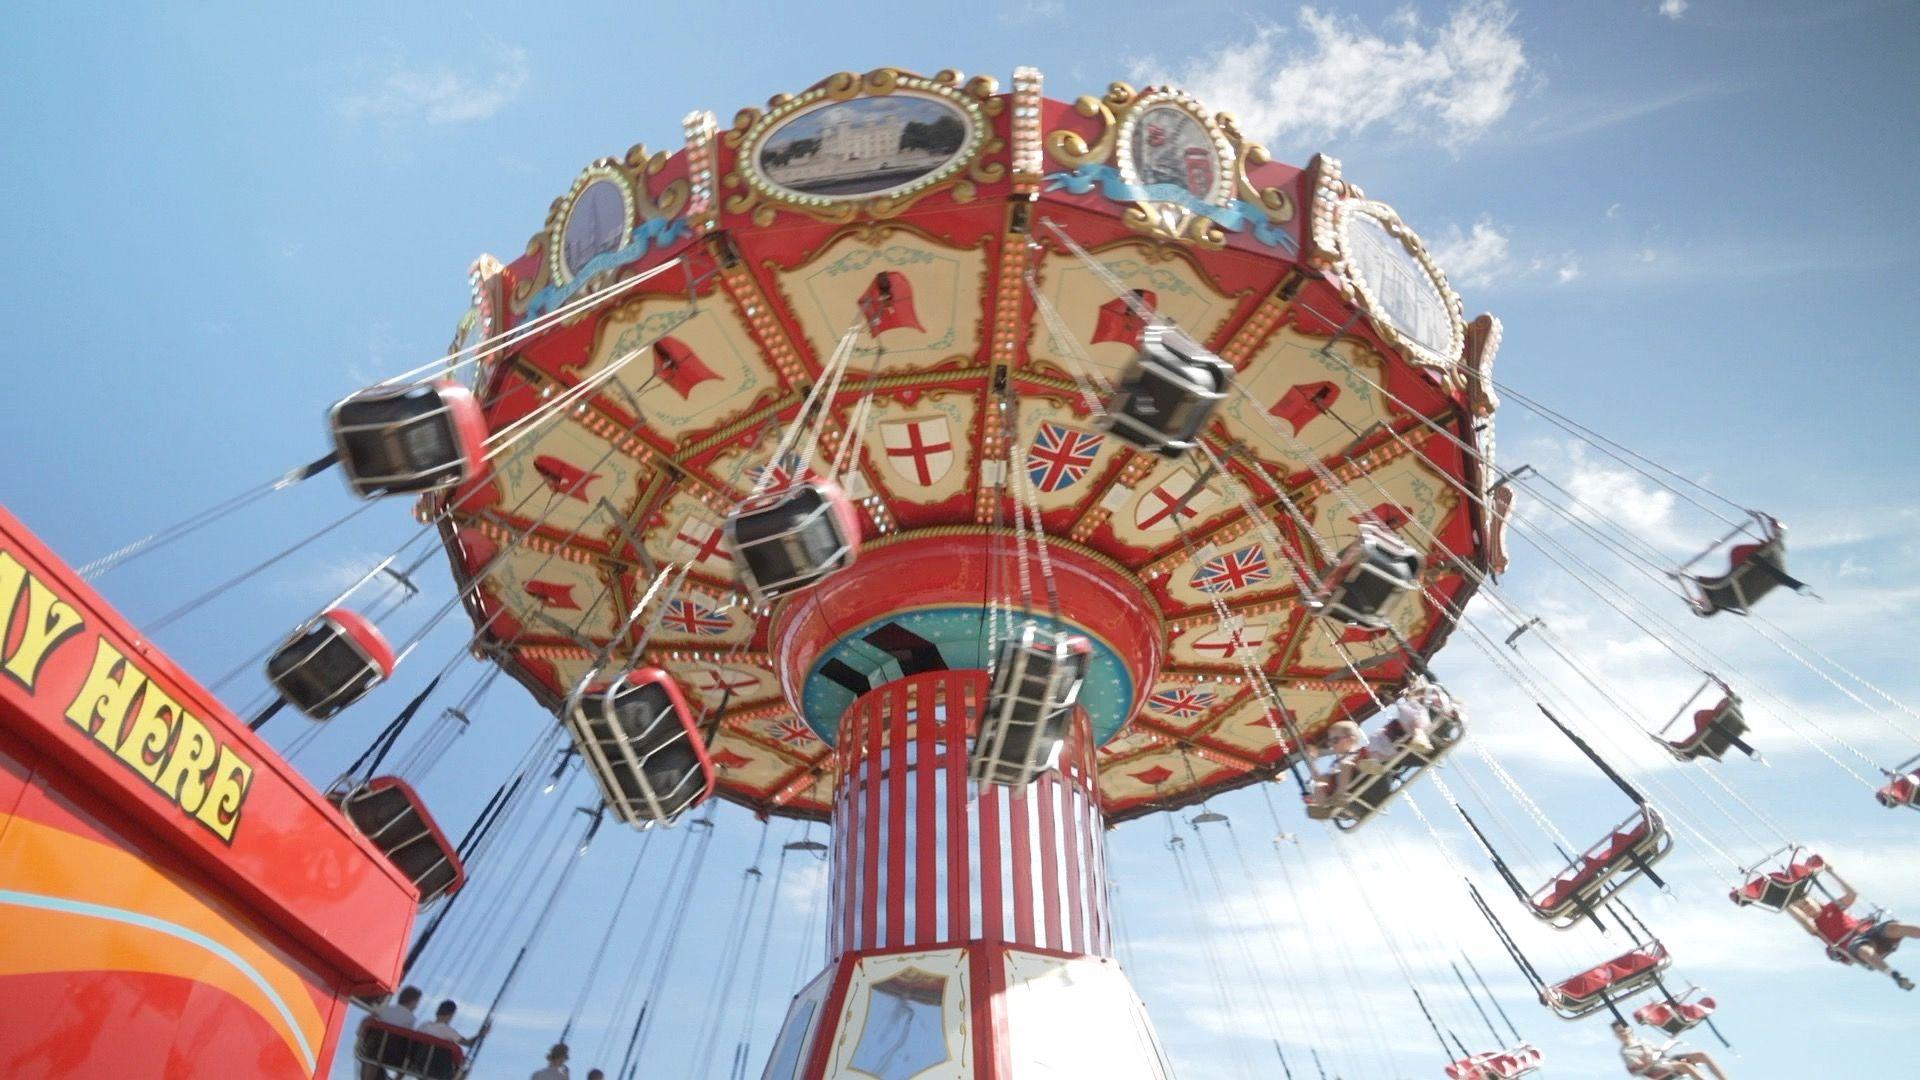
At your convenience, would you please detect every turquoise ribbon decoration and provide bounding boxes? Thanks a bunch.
[1043,165,1298,253]
[524,215,694,318]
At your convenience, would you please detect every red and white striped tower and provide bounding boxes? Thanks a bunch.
[761,538,1174,1079]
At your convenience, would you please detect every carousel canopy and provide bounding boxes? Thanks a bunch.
[435,66,1499,821]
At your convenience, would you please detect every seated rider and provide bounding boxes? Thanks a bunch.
[358,986,423,1080]
[1389,674,1455,753]
[418,999,490,1048]
[1785,868,1917,990]
[1611,1020,1729,1079]
[1312,719,1402,804]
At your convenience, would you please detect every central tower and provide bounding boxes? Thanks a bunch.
[759,536,1174,1079]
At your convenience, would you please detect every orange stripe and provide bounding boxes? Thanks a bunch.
[0,815,326,1062]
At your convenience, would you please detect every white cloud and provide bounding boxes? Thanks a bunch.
[1660,0,1690,18]
[339,46,529,125]
[1429,216,1513,288]
[997,0,1064,24]
[1556,257,1582,283]
[1132,1,1530,149]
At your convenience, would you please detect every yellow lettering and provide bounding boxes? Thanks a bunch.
[0,552,24,652]
[2,570,85,691]
[153,710,218,814]
[194,745,253,842]
[115,682,182,783]
[64,639,146,750]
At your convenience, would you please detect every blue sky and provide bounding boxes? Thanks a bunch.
[4,1,1918,1077]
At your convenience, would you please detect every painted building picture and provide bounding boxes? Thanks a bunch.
[757,95,970,197]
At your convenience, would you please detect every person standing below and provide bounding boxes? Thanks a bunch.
[1611,1020,1730,1079]
[418,999,488,1049]
[530,1042,571,1080]
[357,986,422,1080]
[586,1070,605,1080]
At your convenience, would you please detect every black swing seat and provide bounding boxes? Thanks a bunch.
[330,379,489,498]
[1311,524,1423,629]
[1529,805,1673,929]
[1541,943,1671,1021]
[1633,989,1716,1036]
[1878,754,1919,809]
[266,608,396,721]
[971,626,1092,787]
[564,668,714,828]
[1680,514,1805,617]
[1660,694,1751,763]
[356,1020,466,1080]
[1302,713,1465,830]
[1729,848,1824,911]
[1101,323,1234,458]
[331,777,466,906]
[724,479,861,603]
[1446,1043,1543,1080]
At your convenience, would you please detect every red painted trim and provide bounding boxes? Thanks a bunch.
[1036,772,1062,950]
[798,942,861,1080]
[1063,780,1085,955]
[1008,781,1035,945]
[860,689,882,951]
[967,940,1001,1080]
[884,681,908,948]
[977,780,1004,945]
[913,676,938,944]
[945,683,971,943]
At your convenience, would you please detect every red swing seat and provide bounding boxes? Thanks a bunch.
[356,1019,465,1080]
[1301,711,1467,831]
[330,379,490,498]
[331,776,466,906]
[1728,849,1824,911]
[1541,944,1671,1020]
[1444,1043,1543,1079]
[1528,805,1672,928]
[564,668,715,827]
[1633,990,1716,1035]
[1679,513,1803,617]
[265,608,397,721]
[1664,698,1750,763]
[1877,756,1919,810]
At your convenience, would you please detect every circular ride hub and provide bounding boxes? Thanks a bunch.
[437,66,1499,1077]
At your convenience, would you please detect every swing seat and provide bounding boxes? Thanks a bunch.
[1528,805,1672,929]
[564,668,714,827]
[355,1020,465,1080]
[1662,696,1750,763]
[1681,514,1803,617]
[1728,850,1824,911]
[1877,757,1919,809]
[1101,323,1234,458]
[1541,944,1671,1020]
[1311,524,1423,629]
[1633,992,1716,1036]
[970,627,1091,787]
[265,608,396,721]
[330,380,489,498]
[724,479,861,603]
[331,776,466,906]
[1302,713,1466,830]
[1445,1043,1543,1080]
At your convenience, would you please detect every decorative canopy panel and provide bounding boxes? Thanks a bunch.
[436,67,1496,823]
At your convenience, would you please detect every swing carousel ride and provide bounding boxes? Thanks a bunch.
[5,64,1917,1080]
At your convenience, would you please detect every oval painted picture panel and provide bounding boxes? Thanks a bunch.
[754,93,973,201]
[561,178,630,279]
[1346,213,1455,362]
[1129,105,1219,201]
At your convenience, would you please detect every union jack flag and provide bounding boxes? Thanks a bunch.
[1027,422,1104,493]
[1148,688,1218,719]
[1191,545,1273,594]
[662,598,730,636]
[748,453,813,494]
[764,717,816,747]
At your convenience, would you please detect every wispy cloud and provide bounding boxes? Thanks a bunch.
[338,45,530,126]
[996,0,1063,25]
[1131,1,1530,150]
[1520,83,1731,144]
[1659,0,1690,19]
